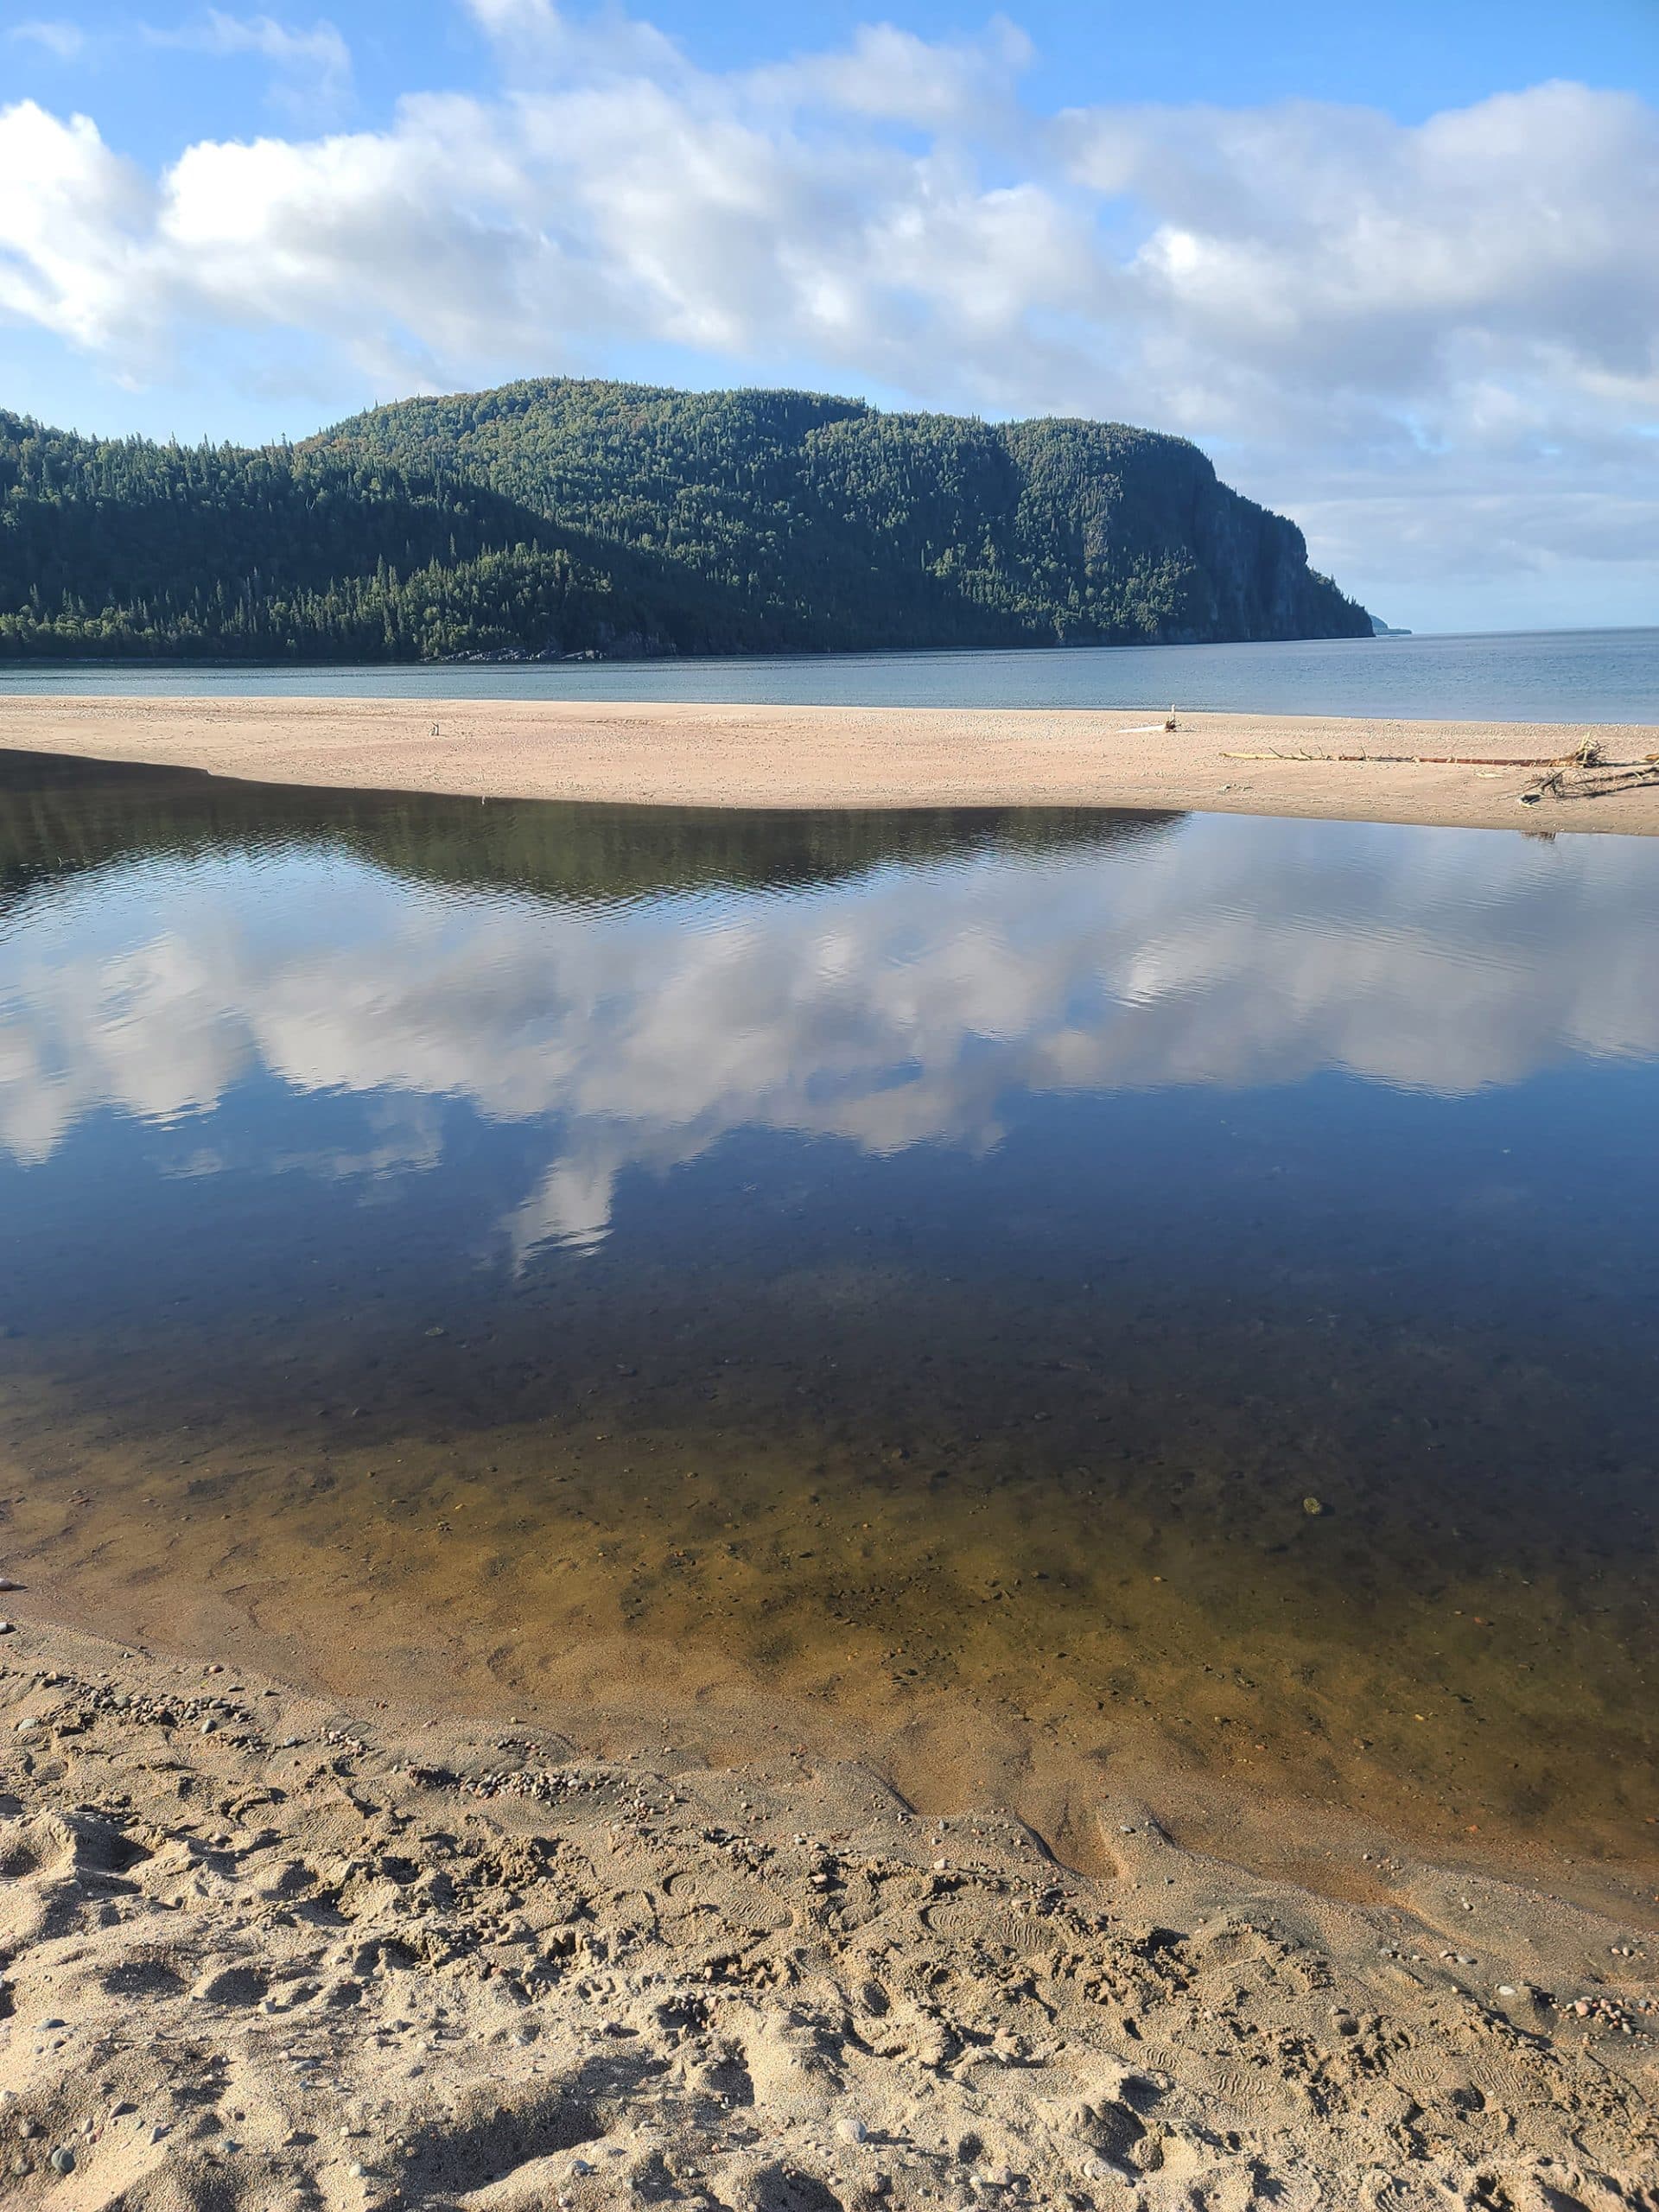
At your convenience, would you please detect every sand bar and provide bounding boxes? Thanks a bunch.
[2,693,1657,832]
[2,1617,1656,2211]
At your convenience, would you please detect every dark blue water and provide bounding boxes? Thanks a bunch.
[1,753,1655,1873]
[1,625,1654,722]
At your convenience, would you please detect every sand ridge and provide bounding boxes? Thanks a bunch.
[2,695,1657,835]
[3,1620,1656,2212]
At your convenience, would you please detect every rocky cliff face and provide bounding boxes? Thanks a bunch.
[1071,427,1371,645]
[1186,461,1363,642]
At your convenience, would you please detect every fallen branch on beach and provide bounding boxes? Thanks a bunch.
[1217,734,1659,806]
[1519,754,1659,805]
[1220,748,1601,767]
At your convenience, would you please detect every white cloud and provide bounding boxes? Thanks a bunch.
[0,6,1655,609]
[143,12,353,119]
[0,103,159,351]
[4,13,353,118]
[749,19,1035,130]
[9,20,89,61]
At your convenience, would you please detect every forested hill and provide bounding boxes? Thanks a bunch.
[0,379,1370,661]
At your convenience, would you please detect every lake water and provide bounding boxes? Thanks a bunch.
[2,750,1656,1888]
[2,624,1656,722]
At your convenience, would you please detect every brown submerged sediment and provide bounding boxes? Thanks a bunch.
[1,1244,1654,1922]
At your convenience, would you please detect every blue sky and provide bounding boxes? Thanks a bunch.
[3,1,1656,631]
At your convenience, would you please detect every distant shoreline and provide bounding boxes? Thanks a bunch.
[3,694,1656,835]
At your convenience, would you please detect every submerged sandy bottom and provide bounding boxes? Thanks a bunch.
[1,1233,1654,1920]
[2,1618,1656,2212]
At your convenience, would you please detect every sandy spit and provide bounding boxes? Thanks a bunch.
[1,696,1657,835]
[2,1620,1656,2212]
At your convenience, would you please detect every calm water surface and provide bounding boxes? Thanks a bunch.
[1,753,1655,1880]
[2,624,1656,721]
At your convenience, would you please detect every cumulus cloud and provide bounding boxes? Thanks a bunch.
[0,4,1654,604]
[3,819,1657,1262]
[0,103,158,351]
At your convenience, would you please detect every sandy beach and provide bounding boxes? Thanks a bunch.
[1,696,1656,834]
[3,1618,1656,2212]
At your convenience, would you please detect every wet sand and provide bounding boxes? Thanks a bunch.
[3,1617,1656,2212]
[2,695,1657,834]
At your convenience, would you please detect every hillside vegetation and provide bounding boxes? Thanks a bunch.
[0,379,1370,660]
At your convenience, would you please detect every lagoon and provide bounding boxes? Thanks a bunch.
[1,748,1655,1883]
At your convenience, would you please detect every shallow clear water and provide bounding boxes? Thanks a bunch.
[1,752,1656,1878]
[2,624,1656,722]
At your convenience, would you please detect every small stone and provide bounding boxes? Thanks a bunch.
[347,2161,365,2178]
[1301,1495,1325,1516]
[0,1622,14,1635]
[1497,1985,1517,1998]
[200,1718,217,1734]
[837,2117,868,2145]
[49,2145,77,2175]
[14,1715,41,1733]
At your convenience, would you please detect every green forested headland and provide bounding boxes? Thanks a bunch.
[0,379,1370,661]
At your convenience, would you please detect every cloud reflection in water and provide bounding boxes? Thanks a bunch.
[2,815,1656,1255]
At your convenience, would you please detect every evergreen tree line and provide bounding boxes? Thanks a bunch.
[0,382,1371,661]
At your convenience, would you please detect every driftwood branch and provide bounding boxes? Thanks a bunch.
[1219,750,1573,766]
[1519,757,1659,806]
[1215,734,1659,805]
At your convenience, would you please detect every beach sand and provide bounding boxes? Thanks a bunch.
[1,696,1657,834]
[3,1618,1656,2212]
